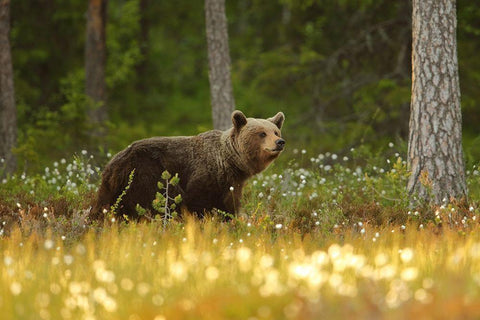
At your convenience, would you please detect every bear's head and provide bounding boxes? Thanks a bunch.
[231,110,285,174]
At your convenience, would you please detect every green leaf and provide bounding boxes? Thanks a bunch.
[157,181,164,190]
[135,204,146,216]
[169,174,180,186]
[174,194,182,204]
[161,170,171,180]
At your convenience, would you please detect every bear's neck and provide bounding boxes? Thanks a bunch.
[220,130,255,179]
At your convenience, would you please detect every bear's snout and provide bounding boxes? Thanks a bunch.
[275,138,286,150]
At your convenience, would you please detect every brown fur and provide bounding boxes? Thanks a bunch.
[92,111,285,219]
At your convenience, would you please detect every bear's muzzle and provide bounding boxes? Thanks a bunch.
[274,138,286,151]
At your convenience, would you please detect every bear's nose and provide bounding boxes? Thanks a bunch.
[276,139,286,149]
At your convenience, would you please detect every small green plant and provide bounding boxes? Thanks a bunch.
[109,169,135,220]
[151,170,182,230]
[135,203,147,217]
[217,209,235,221]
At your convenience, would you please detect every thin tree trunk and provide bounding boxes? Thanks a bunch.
[85,0,108,135]
[0,0,17,175]
[407,0,467,204]
[205,0,235,130]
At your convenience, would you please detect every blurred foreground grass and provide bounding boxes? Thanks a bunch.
[2,218,480,319]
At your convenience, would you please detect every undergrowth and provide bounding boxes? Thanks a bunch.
[1,144,479,238]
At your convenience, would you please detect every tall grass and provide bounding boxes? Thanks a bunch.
[2,218,480,319]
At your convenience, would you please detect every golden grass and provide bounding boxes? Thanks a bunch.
[2,217,480,319]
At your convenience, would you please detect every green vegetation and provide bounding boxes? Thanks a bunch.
[1,146,480,318]
[8,0,480,170]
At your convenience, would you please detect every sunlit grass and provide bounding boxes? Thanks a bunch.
[2,218,480,319]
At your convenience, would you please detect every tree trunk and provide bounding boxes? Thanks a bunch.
[85,0,108,135]
[205,0,235,130]
[0,0,17,175]
[407,0,467,204]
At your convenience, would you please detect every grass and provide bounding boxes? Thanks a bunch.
[1,145,480,319]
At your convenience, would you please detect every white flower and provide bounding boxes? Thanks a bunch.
[44,239,54,250]
[400,248,414,263]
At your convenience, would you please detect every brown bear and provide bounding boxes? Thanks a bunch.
[92,110,285,219]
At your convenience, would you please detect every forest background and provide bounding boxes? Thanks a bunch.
[9,0,480,172]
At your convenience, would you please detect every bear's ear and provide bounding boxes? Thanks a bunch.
[268,112,285,129]
[232,110,247,131]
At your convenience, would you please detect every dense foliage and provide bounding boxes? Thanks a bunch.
[8,0,480,172]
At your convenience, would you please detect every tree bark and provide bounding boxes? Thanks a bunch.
[0,0,17,175]
[407,0,467,204]
[205,0,235,130]
[85,0,108,134]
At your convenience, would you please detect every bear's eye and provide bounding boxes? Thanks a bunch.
[275,131,280,137]
[259,132,267,138]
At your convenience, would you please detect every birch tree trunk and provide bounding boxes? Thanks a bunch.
[205,0,235,130]
[407,0,467,204]
[85,0,108,136]
[0,0,17,175]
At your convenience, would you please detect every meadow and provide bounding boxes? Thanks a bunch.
[1,145,480,319]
